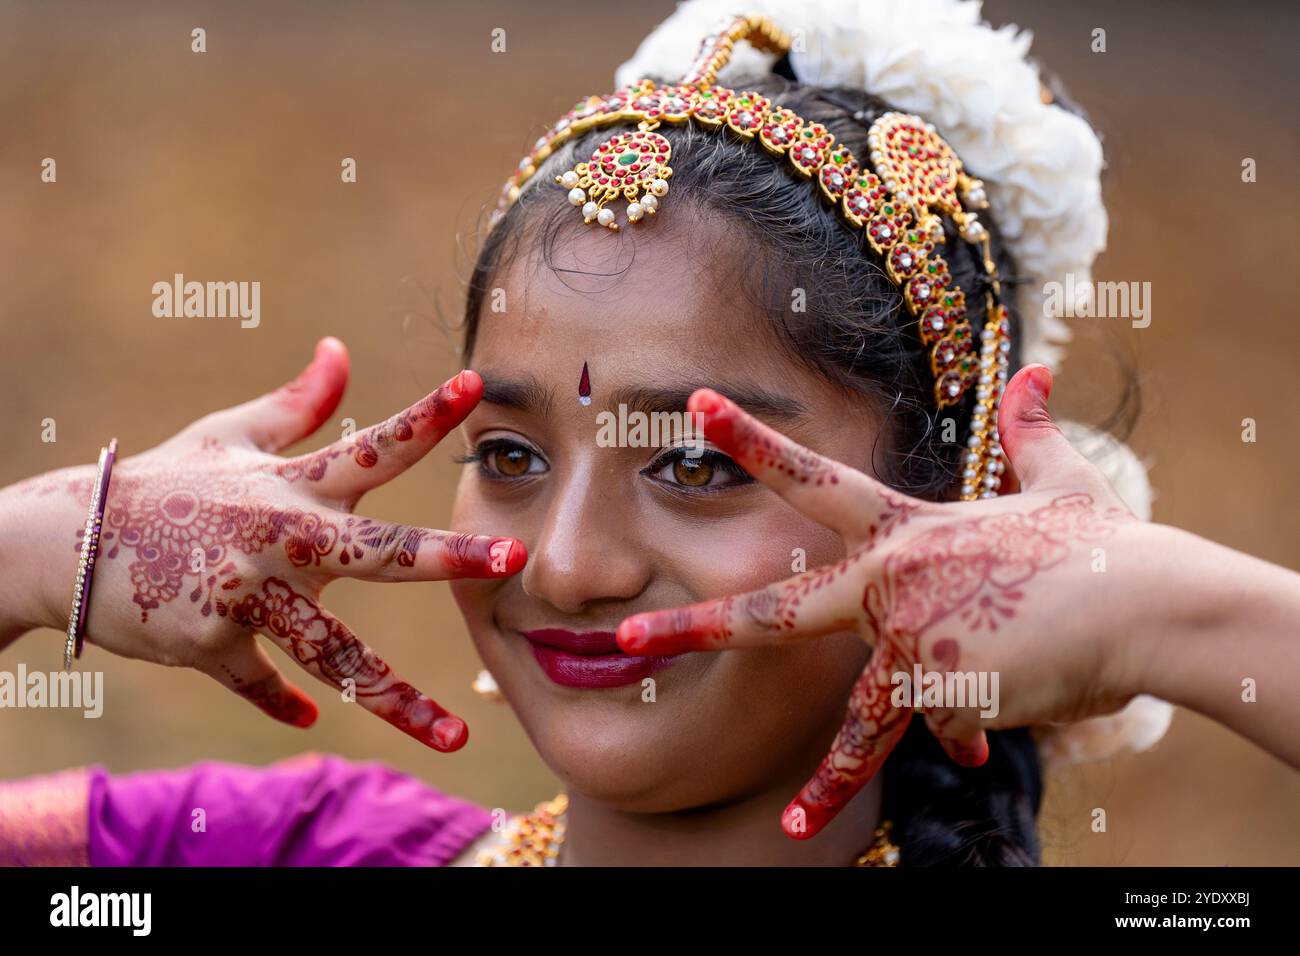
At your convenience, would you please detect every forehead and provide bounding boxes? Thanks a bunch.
[473,207,784,383]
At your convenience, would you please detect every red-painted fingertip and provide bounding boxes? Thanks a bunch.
[288,694,319,728]
[1023,363,1054,403]
[430,715,469,752]
[310,337,350,381]
[486,538,527,576]
[946,734,990,768]
[781,800,821,840]
[686,388,728,418]
[616,618,649,654]
[316,335,346,358]
[447,369,483,402]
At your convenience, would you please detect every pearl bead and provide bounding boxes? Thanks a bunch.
[596,208,616,228]
[627,202,644,222]
[568,187,586,206]
[650,178,669,197]
[642,194,658,212]
[560,171,580,188]
[582,201,598,220]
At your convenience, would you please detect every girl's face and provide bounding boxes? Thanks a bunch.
[450,212,884,812]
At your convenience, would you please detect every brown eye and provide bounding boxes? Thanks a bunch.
[647,449,751,493]
[492,447,534,477]
[672,456,714,487]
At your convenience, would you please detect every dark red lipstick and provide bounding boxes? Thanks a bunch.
[522,628,679,688]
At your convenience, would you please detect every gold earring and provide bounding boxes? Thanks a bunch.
[472,669,504,703]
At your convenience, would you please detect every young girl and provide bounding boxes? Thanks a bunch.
[2,1,1297,867]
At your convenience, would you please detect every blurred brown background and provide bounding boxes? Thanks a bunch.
[1,0,1296,865]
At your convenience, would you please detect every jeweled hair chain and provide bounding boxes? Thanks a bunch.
[492,13,1009,501]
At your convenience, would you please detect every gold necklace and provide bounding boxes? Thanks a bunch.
[476,794,900,867]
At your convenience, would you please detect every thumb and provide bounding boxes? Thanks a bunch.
[997,365,1090,491]
[228,337,350,453]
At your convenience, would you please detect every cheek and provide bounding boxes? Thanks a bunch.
[669,503,845,599]
[448,478,510,651]
[672,507,866,755]
[448,470,479,532]
[448,577,493,659]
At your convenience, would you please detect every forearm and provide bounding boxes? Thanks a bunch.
[0,467,90,648]
[1137,526,1300,768]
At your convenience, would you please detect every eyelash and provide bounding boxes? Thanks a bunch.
[455,438,753,493]
[454,438,545,481]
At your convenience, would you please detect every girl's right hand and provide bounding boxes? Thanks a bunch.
[0,337,525,752]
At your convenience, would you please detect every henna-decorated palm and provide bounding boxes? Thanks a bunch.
[26,338,525,752]
[617,365,1144,839]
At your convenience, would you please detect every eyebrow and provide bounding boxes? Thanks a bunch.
[478,372,809,424]
[479,374,557,418]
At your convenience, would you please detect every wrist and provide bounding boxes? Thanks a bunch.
[1108,522,1274,708]
[1098,522,1217,705]
[0,466,95,642]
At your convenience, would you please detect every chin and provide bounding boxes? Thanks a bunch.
[489,648,739,810]
[522,701,688,808]
[504,656,809,814]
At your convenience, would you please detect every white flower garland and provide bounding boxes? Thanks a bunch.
[616,0,1171,769]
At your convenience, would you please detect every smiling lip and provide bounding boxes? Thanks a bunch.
[522,628,680,688]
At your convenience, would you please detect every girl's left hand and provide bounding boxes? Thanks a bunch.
[617,364,1169,839]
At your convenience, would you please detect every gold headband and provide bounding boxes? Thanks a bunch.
[492,13,1008,502]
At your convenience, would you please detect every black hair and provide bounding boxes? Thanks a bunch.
[463,73,1047,865]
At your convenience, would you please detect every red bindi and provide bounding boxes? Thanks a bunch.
[578,361,591,406]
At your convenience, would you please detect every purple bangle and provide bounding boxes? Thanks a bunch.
[63,438,117,669]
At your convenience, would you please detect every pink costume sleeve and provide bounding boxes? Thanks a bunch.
[0,752,493,866]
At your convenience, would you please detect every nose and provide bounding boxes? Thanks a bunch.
[521,458,651,615]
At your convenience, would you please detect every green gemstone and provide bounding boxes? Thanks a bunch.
[618,152,637,166]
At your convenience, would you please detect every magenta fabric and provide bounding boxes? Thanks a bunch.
[86,753,493,866]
